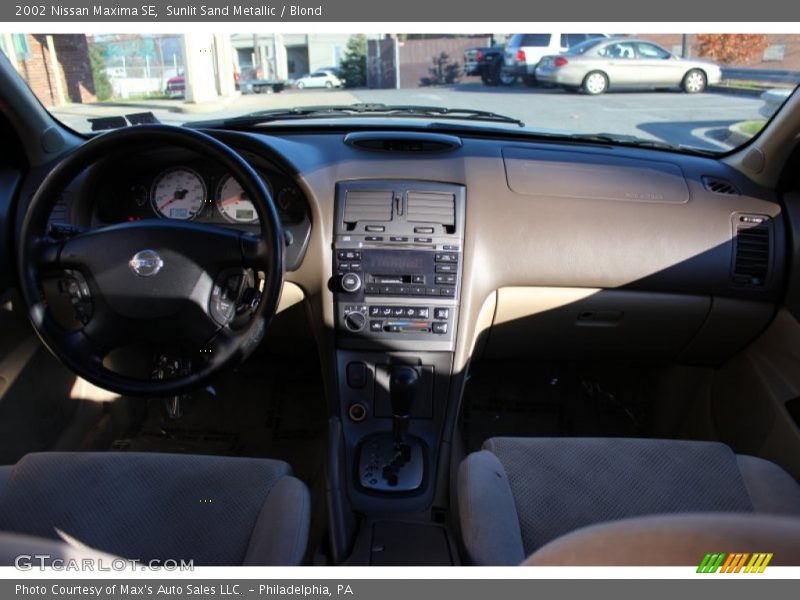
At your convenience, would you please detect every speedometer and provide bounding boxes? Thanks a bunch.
[151,167,206,220]
[215,174,260,224]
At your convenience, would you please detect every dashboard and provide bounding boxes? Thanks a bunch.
[31,127,786,370]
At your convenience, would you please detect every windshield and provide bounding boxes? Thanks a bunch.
[2,32,798,154]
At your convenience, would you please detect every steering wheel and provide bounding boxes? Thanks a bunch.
[17,125,284,396]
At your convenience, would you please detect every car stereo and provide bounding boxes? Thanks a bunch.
[333,180,466,351]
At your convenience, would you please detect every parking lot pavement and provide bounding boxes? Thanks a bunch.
[351,83,767,151]
[50,83,767,151]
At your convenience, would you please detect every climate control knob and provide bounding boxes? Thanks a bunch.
[340,273,362,293]
[344,311,366,332]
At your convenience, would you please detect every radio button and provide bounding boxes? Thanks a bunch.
[380,285,396,295]
[365,284,380,295]
[365,236,384,242]
[414,227,435,234]
[414,237,432,243]
[435,275,457,285]
[411,286,426,296]
[440,287,456,297]
[366,226,385,232]
[350,262,361,270]
[411,275,425,284]
[338,250,361,261]
[426,287,439,296]
[435,253,458,263]
[435,264,456,273]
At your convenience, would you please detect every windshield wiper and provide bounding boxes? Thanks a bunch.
[565,132,715,155]
[189,103,525,128]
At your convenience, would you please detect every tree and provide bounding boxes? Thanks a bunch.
[88,41,112,101]
[695,34,769,66]
[339,35,367,88]
[425,52,461,86]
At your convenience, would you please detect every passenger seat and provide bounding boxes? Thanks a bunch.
[458,438,800,565]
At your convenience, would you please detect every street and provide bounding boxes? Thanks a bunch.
[52,82,767,152]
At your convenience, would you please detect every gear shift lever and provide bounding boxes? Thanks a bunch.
[390,366,419,443]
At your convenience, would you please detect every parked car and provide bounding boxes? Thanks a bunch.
[296,69,344,89]
[535,37,722,95]
[464,46,516,86]
[164,74,185,98]
[503,33,609,86]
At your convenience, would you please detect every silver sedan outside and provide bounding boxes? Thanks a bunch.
[535,38,722,95]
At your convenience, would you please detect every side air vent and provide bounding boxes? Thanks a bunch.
[344,132,462,153]
[732,214,771,287]
[703,176,739,195]
[47,194,70,226]
[343,190,393,229]
[407,191,456,232]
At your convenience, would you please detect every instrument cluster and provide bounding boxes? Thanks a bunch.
[93,157,307,230]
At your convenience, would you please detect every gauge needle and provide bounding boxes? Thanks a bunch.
[159,196,176,211]
[220,194,242,207]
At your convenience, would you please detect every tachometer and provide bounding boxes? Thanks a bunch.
[215,174,260,224]
[150,167,206,220]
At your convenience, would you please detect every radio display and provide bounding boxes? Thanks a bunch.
[360,250,430,274]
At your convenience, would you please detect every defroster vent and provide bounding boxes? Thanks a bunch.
[703,176,739,196]
[732,214,771,287]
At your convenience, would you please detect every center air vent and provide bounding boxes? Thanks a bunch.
[703,176,739,195]
[406,191,456,231]
[343,190,394,229]
[732,214,771,287]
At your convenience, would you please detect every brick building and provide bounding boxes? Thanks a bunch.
[639,34,800,70]
[0,34,96,108]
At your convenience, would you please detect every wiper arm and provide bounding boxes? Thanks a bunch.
[189,103,525,128]
[565,132,715,155]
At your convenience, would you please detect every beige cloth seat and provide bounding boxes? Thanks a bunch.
[0,452,311,566]
[458,438,800,565]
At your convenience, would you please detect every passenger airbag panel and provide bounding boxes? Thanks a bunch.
[503,146,690,204]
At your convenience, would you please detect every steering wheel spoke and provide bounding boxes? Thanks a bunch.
[33,238,65,269]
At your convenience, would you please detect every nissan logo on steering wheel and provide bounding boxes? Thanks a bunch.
[129,249,164,277]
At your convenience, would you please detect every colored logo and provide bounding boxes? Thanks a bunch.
[697,553,773,573]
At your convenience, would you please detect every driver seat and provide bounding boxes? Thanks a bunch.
[0,452,310,565]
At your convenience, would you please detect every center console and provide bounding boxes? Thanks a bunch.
[333,181,465,352]
[331,180,465,513]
